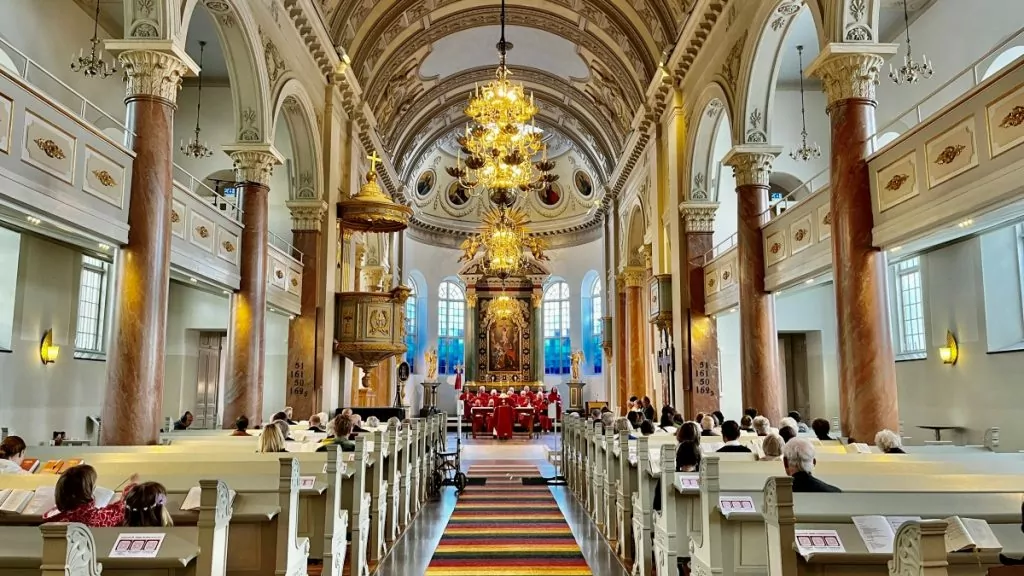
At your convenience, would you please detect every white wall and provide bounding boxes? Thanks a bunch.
[712,118,737,247]
[716,282,839,424]
[263,311,290,421]
[769,87,831,185]
[0,234,106,445]
[163,282,229,424]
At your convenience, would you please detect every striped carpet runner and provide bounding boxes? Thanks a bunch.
[425,462,593,576]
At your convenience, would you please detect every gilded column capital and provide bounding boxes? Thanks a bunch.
[679,202,719,234]
[466,289,478,308]
[117,50,189,103]
[806,43,898,107]
[531,291,543,309]
[342,228,354,242]
[286,199,328,232]
[227,146,283,187]
[620,266,647,288]
[722,145,783,188]
[639,244,652,270]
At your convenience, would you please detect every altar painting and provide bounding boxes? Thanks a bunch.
[487,317,522,373]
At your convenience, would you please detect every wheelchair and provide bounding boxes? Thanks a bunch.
[428,434,468,498]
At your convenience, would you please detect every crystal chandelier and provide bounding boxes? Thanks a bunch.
[445,0,556,198]
[479,205,529,280]
[70,0,117,79]
[790,45,821,162]
[180,41,214,159]
[889,0,933,85]
[487,291,519,322]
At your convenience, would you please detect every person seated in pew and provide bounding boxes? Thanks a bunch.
[308,413,326,433]
[124,482,173,527]
[713,411,726,427]
[676,440,702,472]
[283,407,298,425]
[700,415,717,437]
[590,408,603,422]
[613,417,634,439]
[787,411,810,433]
[672,413,685,428]
[784,438,842,493]
[318,415,356,453]
[779,425,797,443]
[717,421,753,452]
[676,421,701,445]
[760,434,785,461]
[46,465,138,527]
[351,414,368,434]
[0,436,29,475]
[875,429,906,453]
[173,411,194,431]
[259,424,289,453]
[740,415,754,433]
[752,415,771,436]
[232,416,252,437]
[641,396,656,421]
[273,419,294,441]
[659,406,676,429]
[811,418,832,441]
[779,416,798,433]
[744,407,758,420]
[639,420,656,436]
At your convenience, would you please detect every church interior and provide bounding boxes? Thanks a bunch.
[2,0,1024,574]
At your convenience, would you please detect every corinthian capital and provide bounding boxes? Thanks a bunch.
[722,145,783,188]
[118,50,190,103]
[286,199,328,232]
[226,145,283,187]
[806,43,898,107]
[620,266,646,288]
[679,202,719,234]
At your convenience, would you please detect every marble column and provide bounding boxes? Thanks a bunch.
[101,50,189,446]
[723,146,784,424]
[223,149,280,428]
[615,288,628,411]
[809,45,899,442]
[285,200,327,420]
[532,289,544,386]
[622,267,647,403]
[465,290,477,384]
[680,202,721,418]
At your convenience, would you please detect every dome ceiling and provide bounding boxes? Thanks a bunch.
[319,0,696,245]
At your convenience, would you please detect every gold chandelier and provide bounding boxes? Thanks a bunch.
[480,205,528,279]
[446,0,557,197]
[487,292,519,321]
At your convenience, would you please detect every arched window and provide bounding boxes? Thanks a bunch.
[983,46,1024,80]
[543,280,571,375]
[589,280,603,374]
[437,280,465,375]
[404,284,417,371]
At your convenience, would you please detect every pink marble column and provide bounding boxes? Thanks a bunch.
[101,51,189,446]
[809,48,899,442]
[616,289,628,411]
[622,267,647,403]
[285,200,327,420]
[223,150,279,428]
[680,203,721,418]
[724,147,784,424]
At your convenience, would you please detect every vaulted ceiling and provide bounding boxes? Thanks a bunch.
[319,0,696,186]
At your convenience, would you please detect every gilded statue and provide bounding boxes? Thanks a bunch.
[527,237,550,261]
[458,236,481,262]
[425,348,438,381]
[569,350,585,382]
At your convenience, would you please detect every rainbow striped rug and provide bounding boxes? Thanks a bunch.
[425,462,593,576]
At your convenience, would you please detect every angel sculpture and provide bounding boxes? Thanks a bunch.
[425,349,438,381]
[458,236,481,262]
[569,350,585,382]
[527,237,550,261]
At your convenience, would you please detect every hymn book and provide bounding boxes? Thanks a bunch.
[0,489,34,514]
[19,458,40,473]
[852,515,923,553]
[180,485,237,512]
[945,516,1001,553]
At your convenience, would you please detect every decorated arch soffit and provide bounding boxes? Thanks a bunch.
[687,82,732,203]
[172,0,275,146]
[273,79,324,201]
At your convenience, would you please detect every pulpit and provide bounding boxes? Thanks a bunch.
[420,381,441,416]
[565,380,586,413]
[494,405,514,440]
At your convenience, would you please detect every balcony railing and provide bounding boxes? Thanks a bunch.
[172,163,243,223]
[702,233,737,267]
[759,167,830,225]
[269,231,304,265]
[0,34,131,146]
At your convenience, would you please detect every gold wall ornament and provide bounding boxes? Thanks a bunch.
[33,138,66,160]
[368,309,391,336]
[92,169,116,187]
[195,225,209,238]
[221,240,235,253]
[290,277,298,287]
[275,269,284,279]
[1000,105,1024,128]
[822,211,832,226]
[721,270,730,281]
[793,228,808,242]
[885,173,910,191]
[770,242,782,254]
[934,144,966,165]
[170,209,180,223]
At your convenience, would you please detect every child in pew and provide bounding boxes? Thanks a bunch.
[123,482,173,527]
[45,465,138,527]
[0,436,29,475]
[318,415,356,453]
[231,416,252,437]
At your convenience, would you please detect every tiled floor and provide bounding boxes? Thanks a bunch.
[373,435,628,576]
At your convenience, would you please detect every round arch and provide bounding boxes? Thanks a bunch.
[272,79,323,201]
[687,82,734,202]
[735,0,826,145]
[179,0,272,146]
[623,203,646,267]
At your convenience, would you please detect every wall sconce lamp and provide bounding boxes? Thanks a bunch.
[40,329,59,365]
[939,330,958,365]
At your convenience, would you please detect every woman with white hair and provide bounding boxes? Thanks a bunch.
[759,434,785,461]
[783,438,842,492]
[875,429,905,453]
[700,414,716,437]
[752,416,771,437]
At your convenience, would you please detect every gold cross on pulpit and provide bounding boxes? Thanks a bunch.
[367,151,381,173]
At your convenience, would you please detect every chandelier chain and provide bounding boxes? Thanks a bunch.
[180,41,214,159]
[790,45,821,162]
